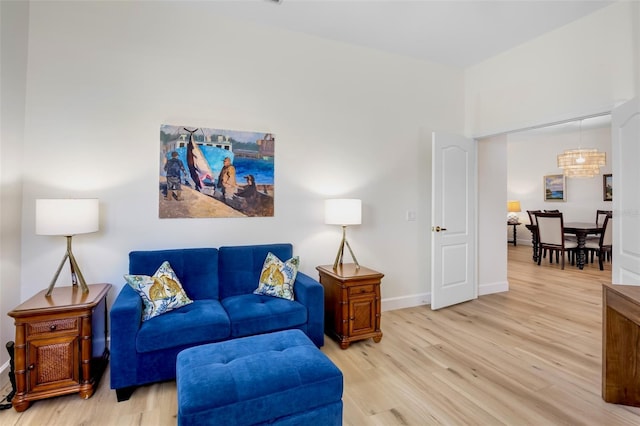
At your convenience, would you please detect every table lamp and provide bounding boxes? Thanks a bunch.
[507,200,521,224]
[36,198,99,297]
[325,198,361,270]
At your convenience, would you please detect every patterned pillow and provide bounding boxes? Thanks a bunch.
[124,261,193,321]
[253,252,299,301]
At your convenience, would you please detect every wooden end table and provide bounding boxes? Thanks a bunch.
[508,221,521,246]
[7,283,111,412]
[316,264,384,349]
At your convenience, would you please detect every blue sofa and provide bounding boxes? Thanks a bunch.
[110,243,324,401]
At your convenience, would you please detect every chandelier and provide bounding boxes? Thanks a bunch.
[557,120,606,178]
[557,148,606,177]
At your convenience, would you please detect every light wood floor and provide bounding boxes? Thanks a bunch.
[2,245,639,425]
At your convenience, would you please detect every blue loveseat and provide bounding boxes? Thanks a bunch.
[110,243,324,401]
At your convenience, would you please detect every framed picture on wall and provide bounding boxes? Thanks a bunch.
[543,174,566,202]
[159,124,275,218]
[603,173,612,201]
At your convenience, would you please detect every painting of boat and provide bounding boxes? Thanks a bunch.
[159,124,274,218]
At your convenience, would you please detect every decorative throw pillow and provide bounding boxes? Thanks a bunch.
[124,261,193,321]
[253,252,299,301]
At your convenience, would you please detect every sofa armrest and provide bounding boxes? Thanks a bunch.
[109,284,143,389]
[294,272,324,347]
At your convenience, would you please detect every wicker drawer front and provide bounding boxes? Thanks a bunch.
[27,318,78,336]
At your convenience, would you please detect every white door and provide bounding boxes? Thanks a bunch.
[431,132,477,309]
[612,98,640,284]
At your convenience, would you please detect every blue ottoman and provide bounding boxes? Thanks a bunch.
[176,329,343,426]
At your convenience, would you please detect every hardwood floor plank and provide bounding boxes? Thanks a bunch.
[2,245,639,425]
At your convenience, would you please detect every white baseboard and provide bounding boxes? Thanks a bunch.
[515,238,533,247]
[381,293,430,312]
[480,280,509,295]
[381,281,508,312]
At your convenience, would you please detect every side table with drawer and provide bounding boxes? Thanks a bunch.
[316,264,384,349]
[7,283,111,412]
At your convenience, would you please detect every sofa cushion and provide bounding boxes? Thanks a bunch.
[218,244,293,299]
[221,294,307,338]
[136,299,230,353]
[129,248,219,300]
[254,252,299,301]
[125,261,194,321]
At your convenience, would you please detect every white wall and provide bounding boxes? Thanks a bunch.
[16,2,464,311]
[465,1,638,137]
[507,121,612,243]
[477,135,508,295]
[0,0,29,382]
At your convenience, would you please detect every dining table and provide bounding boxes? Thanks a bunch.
[563,222,603,269]
[525,222,603,270]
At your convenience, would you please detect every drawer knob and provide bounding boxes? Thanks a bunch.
[49,324,57,331]
[28,364,35,371]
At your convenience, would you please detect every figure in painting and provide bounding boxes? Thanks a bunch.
[236,174,257,199]
[164,151,187,201]
[217,157,237,202]
[233,174,274,217]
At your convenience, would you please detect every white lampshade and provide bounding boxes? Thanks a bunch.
[36,199,99,236]
[324,199,361,226]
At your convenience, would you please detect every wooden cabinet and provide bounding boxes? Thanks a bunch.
[316,264,383,349]
[602,283,640,407]
[7,283,111,412]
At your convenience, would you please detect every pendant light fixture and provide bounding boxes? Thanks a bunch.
[557,120,606,178]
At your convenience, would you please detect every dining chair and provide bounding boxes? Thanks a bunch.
[530,209,569,263]
[585,213,613,270]
[540,210,570,263]
[534,212,578,270]
[526,210,544,261]
[527,210,542,225]
[536,210,560,263]
[586,209,613,262]
[596,209,613,226]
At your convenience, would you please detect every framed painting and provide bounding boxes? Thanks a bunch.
[159,124,275,218]
[603,173,612,201]
[543,174,566,202]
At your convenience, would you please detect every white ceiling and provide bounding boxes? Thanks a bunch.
[210,0,614,67]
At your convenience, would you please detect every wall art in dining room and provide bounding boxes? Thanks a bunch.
[159,124,275,219]
[543,174,566,202]
[603,173,612,201]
